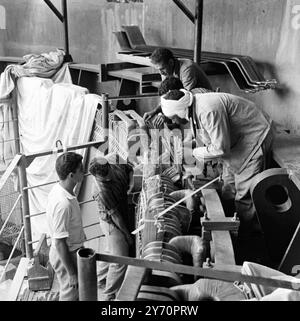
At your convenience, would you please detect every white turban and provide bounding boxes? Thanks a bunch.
[161,89,193,120]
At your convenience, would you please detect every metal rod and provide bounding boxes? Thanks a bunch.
[108,93,159,101]
[28,235,50,245]
[43,0,64,22]
[3,138,20,143]
[95,252,300,291]
[23,173,91,191]
[77,248,97,301]
[62,0,71,59]
[194,0,203,64]
[102,93,109,152]
[0,194,22,236]
[172,0,195,23]
[18,156,33,259]
[25,198,94,219]
[0,226,24,283]
[0,119,18,124]
[25,140,104,166]
[85,235,104,242]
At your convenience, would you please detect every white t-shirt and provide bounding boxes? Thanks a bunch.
[46,183,86,251]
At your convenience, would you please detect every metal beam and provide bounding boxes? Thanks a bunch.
[18,156,33,259]
[194,0,203,64]
[62,0,71,61]
[43,0,64,22]
[172,0,195,23]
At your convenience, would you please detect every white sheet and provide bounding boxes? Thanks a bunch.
[17,75,100,243]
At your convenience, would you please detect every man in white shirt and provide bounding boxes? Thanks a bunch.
[160,89,274,236]
[46,152,86,301]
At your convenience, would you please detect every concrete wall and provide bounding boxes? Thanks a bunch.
[0,0,143,63]
[1,0,300,133]
[143,0,300,134]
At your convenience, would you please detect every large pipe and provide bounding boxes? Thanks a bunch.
[18,156,33,259]
[77,248,97,301]
[194,0,203,64]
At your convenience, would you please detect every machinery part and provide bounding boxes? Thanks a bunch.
[250,168,300,264]
[142,247,182,263]
[169,235,207,270]
[77,248,97,301]
[149,270,182,287]
[137,285,180,301]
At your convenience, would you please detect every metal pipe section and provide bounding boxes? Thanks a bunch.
[43,0,64,22]
[172,0,195,23]
[194,0,203,64]
[102,93,109,152]
[24,140,104,166]
[108,93,159,101]
[62,0,72,61]
[18,156,33,259]
[77,248,97,301]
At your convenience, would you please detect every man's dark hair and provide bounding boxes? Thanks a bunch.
[89,158,110,178]
[163,89,184,101]
[150,48,174,65]
[159,76,184,96]
[55,152,83,180]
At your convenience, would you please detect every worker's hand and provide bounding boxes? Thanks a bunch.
[153,113,165,128]
[68,274,78,289]
[127,182,134,195]
[143,110,155,122]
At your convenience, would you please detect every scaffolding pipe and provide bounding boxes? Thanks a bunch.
[77,248,97,301]
[25,140,104,166]
[102,93,109,153]
[194,0,203,64]
[108,93,158,101]
[172,0,195,23]
[18,156,33,259]
[62,0,71,61]
[44,0,64,22]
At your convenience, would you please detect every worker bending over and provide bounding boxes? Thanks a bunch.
[89,154,134,301]
[144,48,213,127]
[46,152,86,301]
[160,89,274,236]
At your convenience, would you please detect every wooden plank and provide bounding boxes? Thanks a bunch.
[116,53,153,67]
[116,266,148,301]
[95,253,300,290]
[7,257,30,301]
[201,189,236,265]
[69,63,100,73]
[108,67,160,83]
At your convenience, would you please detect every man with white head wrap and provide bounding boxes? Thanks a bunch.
[161,90,274,237]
